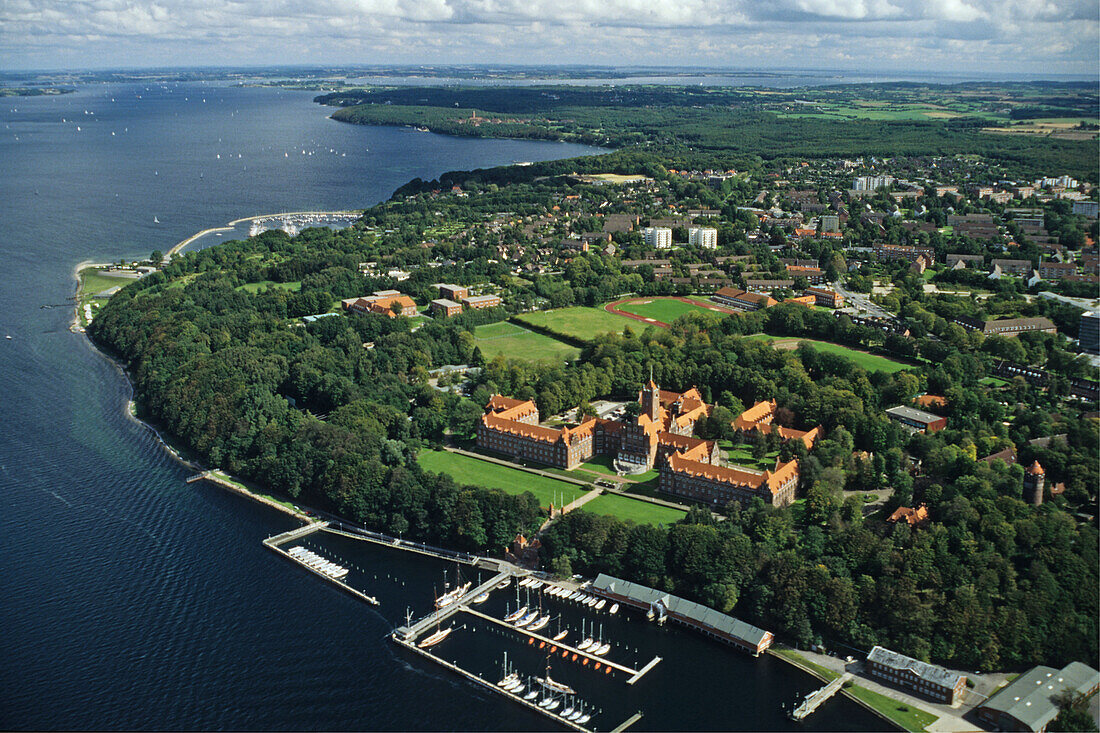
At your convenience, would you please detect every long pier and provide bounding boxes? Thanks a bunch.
[791,672,852,721]
[461,606,661,684]
[263,522,380,606]
[392,634,592,732]
[395,570,513,640]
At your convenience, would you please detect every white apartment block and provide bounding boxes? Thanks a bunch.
[644,227,673,249]
[688,227,718,249]
[852,175,894,191]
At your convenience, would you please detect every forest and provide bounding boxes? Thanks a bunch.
[88,186,1098,674]
[317,83,1099,181]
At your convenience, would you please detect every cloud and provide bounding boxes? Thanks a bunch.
[0,0,1095,74]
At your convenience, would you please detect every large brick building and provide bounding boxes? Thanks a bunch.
[866,646,967,705]
[477,381,799,508]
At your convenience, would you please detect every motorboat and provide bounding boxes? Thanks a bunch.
[595,600,606,610]
[610,603,619,615]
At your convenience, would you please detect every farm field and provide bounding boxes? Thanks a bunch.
[581,493,686,526]
[473,321,581,363]
[745,334,910,373]
[616,298,723,323]
[515,307,630,341]
[417,449,584,507]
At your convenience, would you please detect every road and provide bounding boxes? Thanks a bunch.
[832,280,895,320]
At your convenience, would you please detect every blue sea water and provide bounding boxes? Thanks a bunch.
[0,83,883,731]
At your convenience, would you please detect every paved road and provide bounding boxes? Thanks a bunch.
[832,280,895,320]
[790,647,989,732]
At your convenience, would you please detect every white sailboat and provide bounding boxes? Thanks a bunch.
[504,605,528,623]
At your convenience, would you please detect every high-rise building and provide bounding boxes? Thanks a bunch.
[688,227,718,249]
[852,175,894,191]
[1080,312,1100,354]
[643,227,673,249]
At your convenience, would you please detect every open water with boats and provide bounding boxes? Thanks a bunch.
[0,81,884,730]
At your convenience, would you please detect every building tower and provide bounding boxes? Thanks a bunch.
[1023,460,1045,506]
[641,373,661,422]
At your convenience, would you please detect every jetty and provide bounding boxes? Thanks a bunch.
[460,606,661,684]
[395,569,513,640]
[263,522,379,606]
[790,672,852,721]
[392,633,593,732]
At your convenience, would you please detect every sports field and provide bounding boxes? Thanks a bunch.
[746,334,910,373]
[616,298,722,323]
[515,307,630,341]
[417,449,584,507]
[581,494,686,526]
[473,322,580,363]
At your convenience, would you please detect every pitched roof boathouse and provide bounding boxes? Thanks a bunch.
[591,574,773,655]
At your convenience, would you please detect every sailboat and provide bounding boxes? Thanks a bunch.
[537,656,576,697]
[528,614,551,632]
[418,626,452,648]
[504,605,528,623]
[153,216,160,224]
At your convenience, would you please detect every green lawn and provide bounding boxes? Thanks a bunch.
[771,648,840,682]
[723,444,780,470]
[575,454,658,482]
[581,493,686,526]
[80,270,139,299]
[745,334,910,373]
[515,307,631,341]
[417,450,584,507]
[616,298,722,323]
[473,322,580,363]
[236,280,302,293]
[843,683,939,732]
[980,376,1009,387]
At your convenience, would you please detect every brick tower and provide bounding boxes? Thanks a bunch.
[1023,460,1045,506]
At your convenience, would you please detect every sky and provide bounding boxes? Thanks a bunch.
[1,0,1098,76]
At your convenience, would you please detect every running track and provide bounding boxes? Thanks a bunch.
[603,296,741,329]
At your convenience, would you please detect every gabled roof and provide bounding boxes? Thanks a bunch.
[980,662,1100,732]
[591,573,770,648]
[867,646,963,688]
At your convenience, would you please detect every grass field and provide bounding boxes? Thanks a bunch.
[515,307,631,341]
[236,280,302,293]
[842,683,939,732]
[575,455,659,483]
[473,322,581,363]
[581,494,686,526]
[721,443,780,471]
[616,298,722,323]
[417,449,584,507]
[745,334,910,373]
[80,270,139,298]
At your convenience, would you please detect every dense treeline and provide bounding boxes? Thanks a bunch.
[324,86,1098,181]
[90,180,1096,674]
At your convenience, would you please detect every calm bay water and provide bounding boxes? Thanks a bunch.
[0,83,882,731]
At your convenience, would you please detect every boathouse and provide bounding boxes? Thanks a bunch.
[590,574,773,655]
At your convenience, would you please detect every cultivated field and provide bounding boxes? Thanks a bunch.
[746,334,910,373]
[473,321,580,363]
